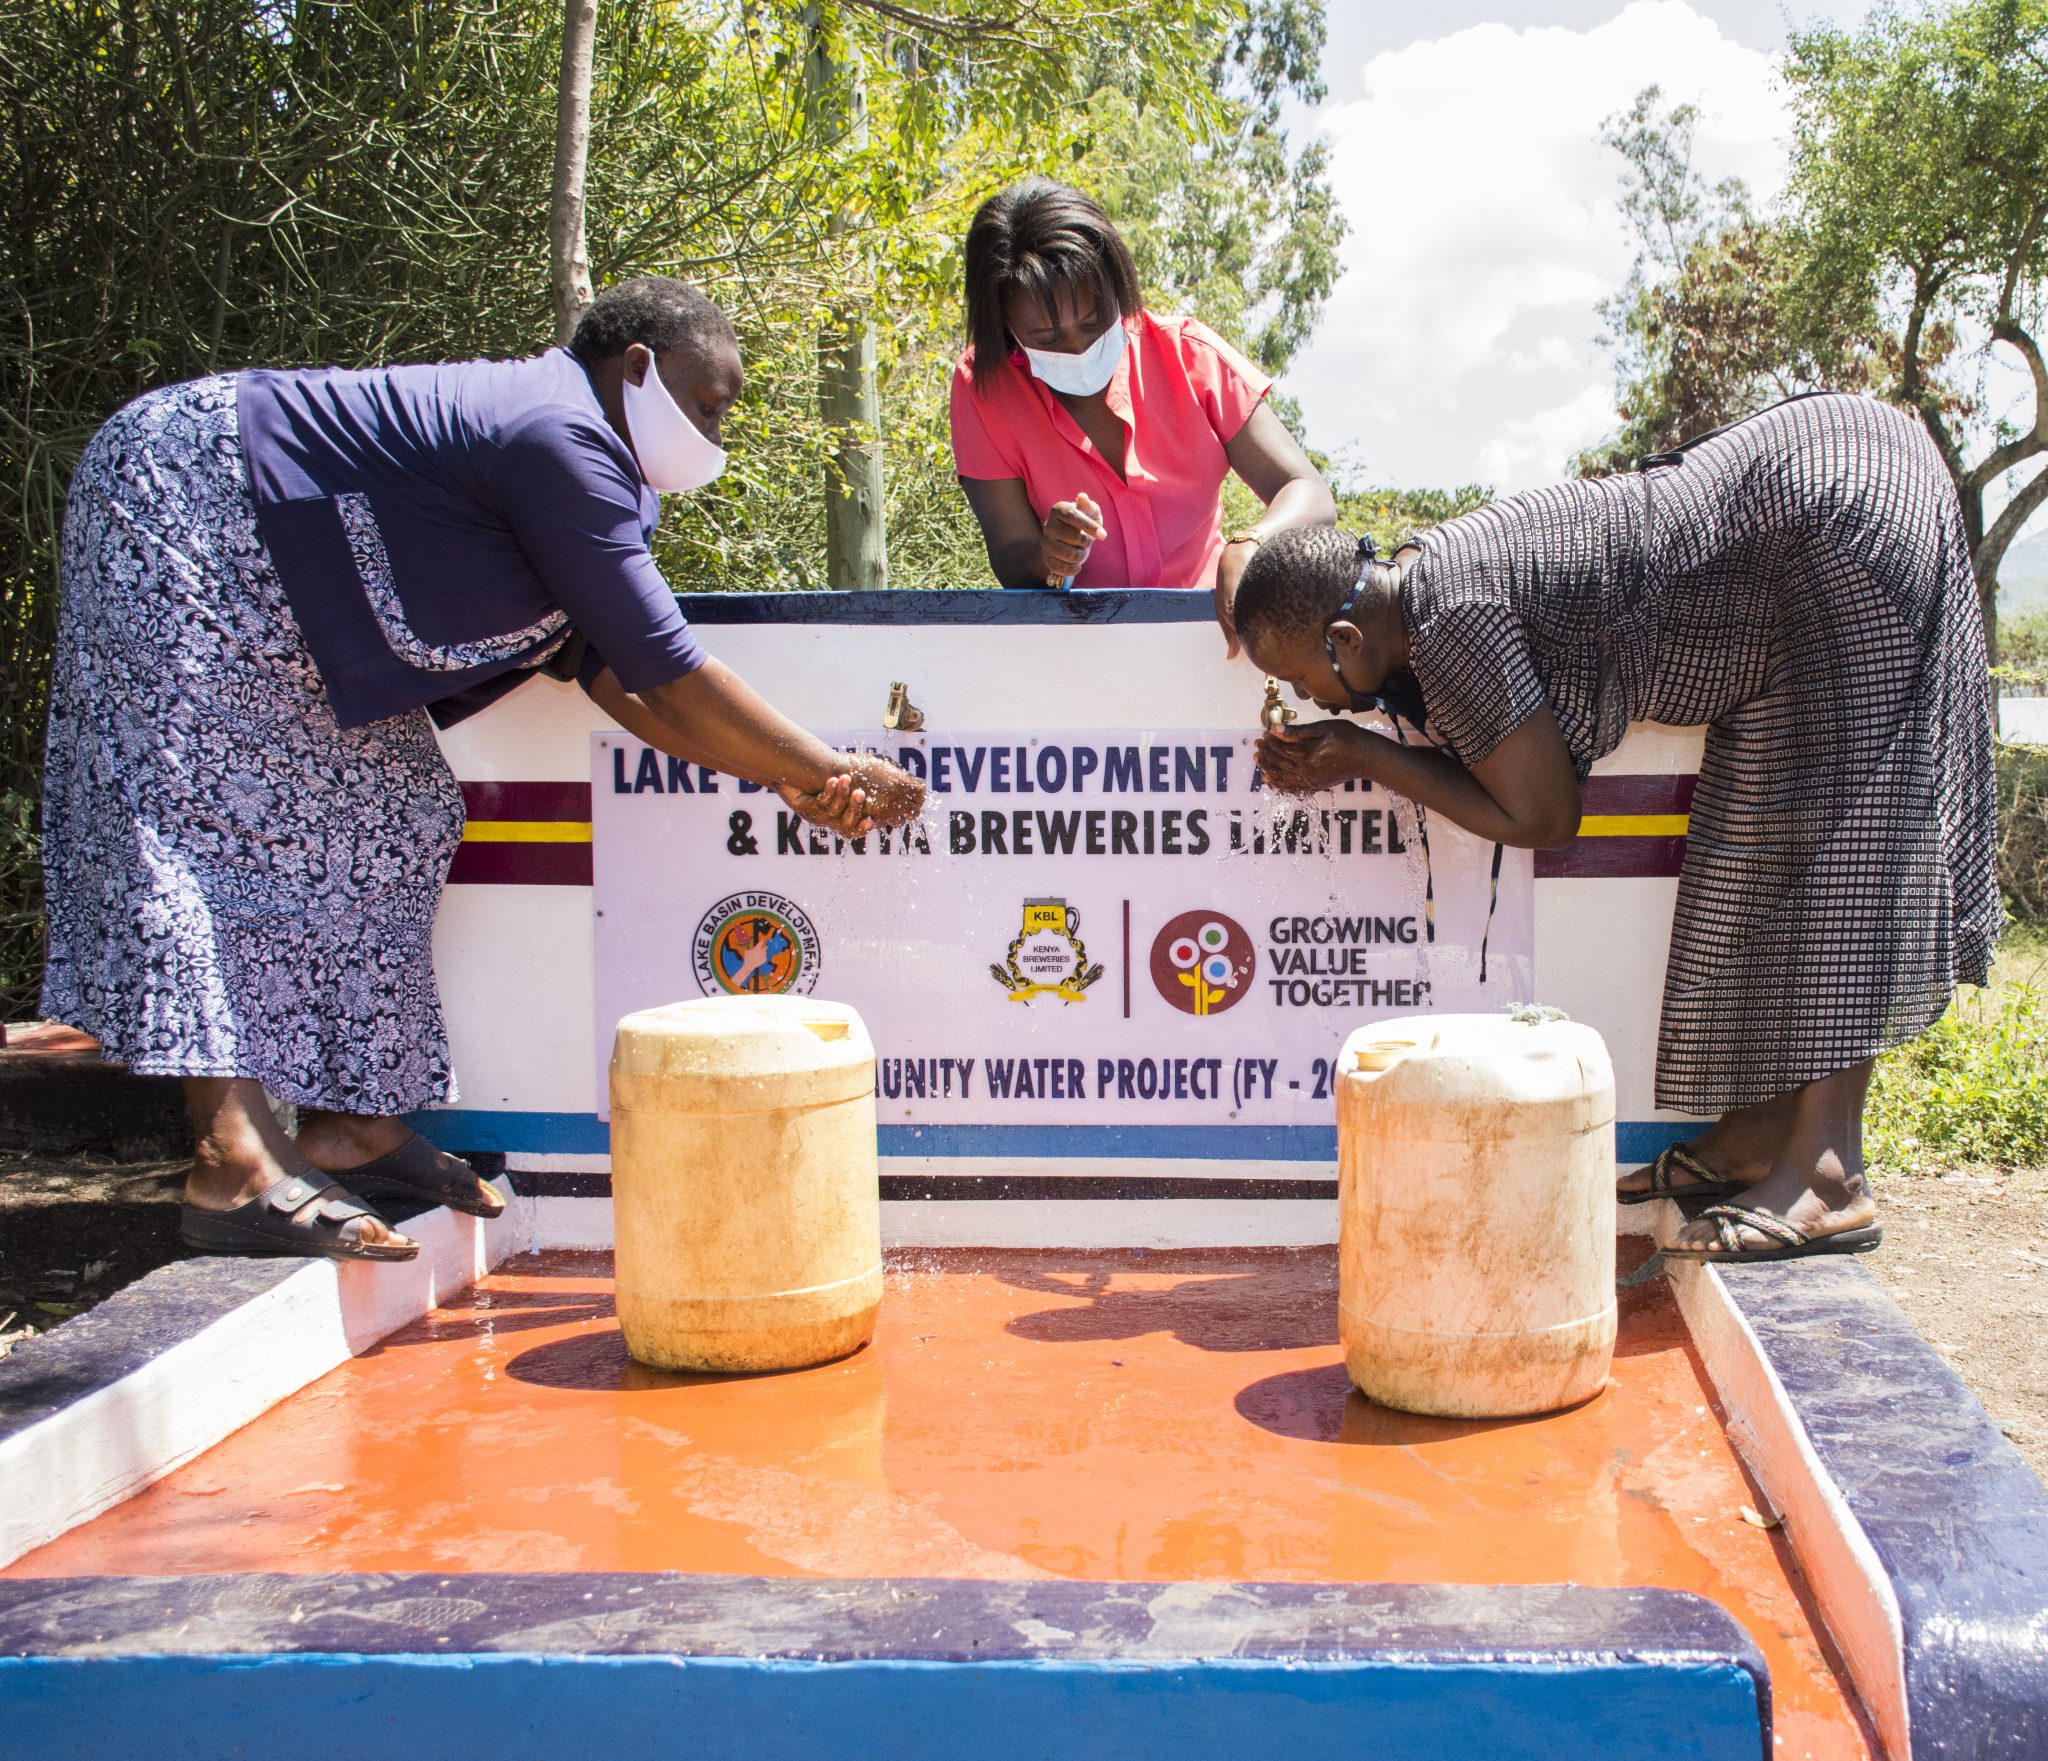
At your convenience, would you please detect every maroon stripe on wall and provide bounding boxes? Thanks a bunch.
[1579,773,1697,815]
[460,781,593,822]
[447,842,594,887]
[1536,834,1688,880]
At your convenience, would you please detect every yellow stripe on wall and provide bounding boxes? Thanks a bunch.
[1577,814,1690,838]
[462,821,594,844]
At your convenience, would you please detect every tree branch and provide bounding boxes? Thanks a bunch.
[1966,319,2048,492]
[1996,200,2045,328]
[1899,273,1969,489]
[833,0,1037,46]
[548,0,597,346]
[1979,460,2048,584]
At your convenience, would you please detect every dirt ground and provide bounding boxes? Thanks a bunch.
[1860,1166,2048,1483]
[3,1146,2044,1493]
[0,1153,186,1345]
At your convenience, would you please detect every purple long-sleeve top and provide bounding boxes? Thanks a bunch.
[236,347,705,728]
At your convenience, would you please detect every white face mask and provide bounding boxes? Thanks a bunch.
[620,348,727,493]
[1020,316,1127,397]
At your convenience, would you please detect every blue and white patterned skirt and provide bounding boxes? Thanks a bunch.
[40,376,467,1113]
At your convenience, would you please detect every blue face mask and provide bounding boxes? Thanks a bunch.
[1020,316,1127,397]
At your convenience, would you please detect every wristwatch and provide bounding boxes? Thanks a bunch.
[1224,528,1265,548]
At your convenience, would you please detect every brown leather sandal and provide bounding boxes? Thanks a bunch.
[181,1172,418,1262]
[326,1131,505,1219]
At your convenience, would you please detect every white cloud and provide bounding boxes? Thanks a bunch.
[1283,2,1791,493]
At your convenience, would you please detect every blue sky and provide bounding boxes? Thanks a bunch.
[1279,0,2042,543]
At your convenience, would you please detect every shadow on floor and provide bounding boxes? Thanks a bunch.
[1233,1360,1588,1445]
[997,1252,1340,1355]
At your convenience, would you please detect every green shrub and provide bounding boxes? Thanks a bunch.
[2000,739,2048,923]
[1869,948,2048,1174]
[0,789,37,1019]
[2002,610,2048,678]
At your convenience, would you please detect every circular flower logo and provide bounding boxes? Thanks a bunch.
[1149,910,1256,1016]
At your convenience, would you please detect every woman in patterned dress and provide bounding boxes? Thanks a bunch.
[1232,393,1998,1262]
[41,276,924,1262]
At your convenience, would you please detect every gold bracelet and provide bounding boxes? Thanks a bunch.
[1224,528,1264,548]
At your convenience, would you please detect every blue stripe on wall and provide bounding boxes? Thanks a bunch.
[0,1652,1767,1761]
[879,1123,1337,1160]
[1616,1121,1697,1162]
[408,1110,1701,1167]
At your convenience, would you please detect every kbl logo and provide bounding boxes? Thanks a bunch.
[1148,910,1256,1017]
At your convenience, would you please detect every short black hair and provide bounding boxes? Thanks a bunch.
[568,274,735,366]
[1234,526,1369,651]
[963,179,1143,389]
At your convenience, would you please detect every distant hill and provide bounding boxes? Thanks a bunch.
[2000,529,2048,620]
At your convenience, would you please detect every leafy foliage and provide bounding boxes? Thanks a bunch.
[1573,86,1903,477]
[1577,5,2048,665]
[2002,610,2048,678]
[1333,483,1495,555]
[0,0,1345,1016]
[1869,927,2048,1173]
[1998,739,2048,921]
[1784,0,2048,658]
[1085,1,1344,379]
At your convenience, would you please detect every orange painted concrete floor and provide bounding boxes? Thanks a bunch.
[12,1246,1872,1758]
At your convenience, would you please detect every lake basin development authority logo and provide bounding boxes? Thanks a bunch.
[1149,910,1256,1017]
[693,892,821,997]
[990,898,1103,1005]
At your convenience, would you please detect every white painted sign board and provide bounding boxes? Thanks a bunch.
[591,728,1533,1151]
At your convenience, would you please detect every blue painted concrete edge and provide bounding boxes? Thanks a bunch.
[0,1575,1770,1761]
[0,1654,1764,1761]
[405,1110,1695,1167]
[1718,1259,2048,1760]
[673,587,1214,625]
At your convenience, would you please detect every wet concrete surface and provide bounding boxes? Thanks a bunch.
[8,1243,1873,1757]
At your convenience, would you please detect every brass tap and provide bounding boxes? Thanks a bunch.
[1260,676,1296,733]
[883,680,925,732]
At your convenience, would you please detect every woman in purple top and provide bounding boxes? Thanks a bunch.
[41,276,924,1262]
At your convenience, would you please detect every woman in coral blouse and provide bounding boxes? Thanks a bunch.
[949,179,1335,650]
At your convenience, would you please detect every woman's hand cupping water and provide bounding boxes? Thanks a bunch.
[1255,720,1376,794]
[779,755,926,839]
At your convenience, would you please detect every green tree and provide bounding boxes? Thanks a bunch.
[1334,483,1495,556]
[0,0,1280,1016]
[851,0,1349,595]
[1574,86,1898,476]
[1579,6,2048,667]
[1786,0,2048,659]
[1086,0,1345,381]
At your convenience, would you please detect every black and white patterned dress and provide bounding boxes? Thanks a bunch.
[1402,393,1999,1113]
[40,377,470,1113]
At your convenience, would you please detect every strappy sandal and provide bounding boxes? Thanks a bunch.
[181,1172,418,1262]
[325,1131,505,1220]
[1664,1202,1882,1264]
[1617,1142,1747,1204]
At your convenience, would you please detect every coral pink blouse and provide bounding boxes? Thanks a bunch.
[948,312,1272,589]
